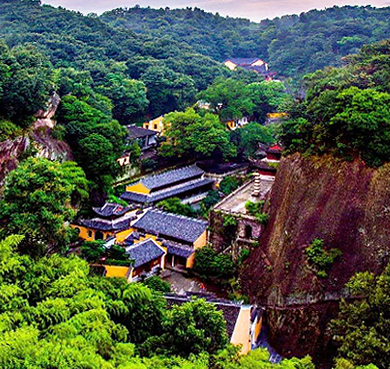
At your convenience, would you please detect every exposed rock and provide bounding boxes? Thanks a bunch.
[0,92,72,185]
[242,153,390,366]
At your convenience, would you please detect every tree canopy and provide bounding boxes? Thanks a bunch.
[0,158,88,256]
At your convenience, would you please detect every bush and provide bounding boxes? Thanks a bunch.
[143,276,171,293]
[305,238,342,278]
[193,246,236,280]
[245,200,264,216]
[219,176,240,195]
[255,213,269,225]
[0,118,22,141]
[80,240,105,262]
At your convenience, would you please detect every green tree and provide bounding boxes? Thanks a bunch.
[230,122,273,158]
[332,264,390,368]
[0,158,87,256]
[198,77,254,122]
[161,108,236,160]
[156,197,196,218]
[161,298,229,357]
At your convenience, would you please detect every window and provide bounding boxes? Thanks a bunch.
[88,230,93,238]
[95,231,104,240]
[245,225,252,239]
[145,124,149,129]
[154,124,158,129]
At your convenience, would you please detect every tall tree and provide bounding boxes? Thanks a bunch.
[0,158,87,256]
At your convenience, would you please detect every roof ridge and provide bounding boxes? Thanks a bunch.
[140,164,200,183]
[150,208,208,224]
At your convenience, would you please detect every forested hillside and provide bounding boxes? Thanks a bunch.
[0,0,230,119]
[101,5,390,78]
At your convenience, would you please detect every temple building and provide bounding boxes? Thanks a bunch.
[72,203,137,242]
[121,165,214,206]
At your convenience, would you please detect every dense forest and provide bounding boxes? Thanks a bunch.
[1,0,390,368]
[101,5,390,78]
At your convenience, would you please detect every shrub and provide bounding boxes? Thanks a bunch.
[245,200,264,216]
[193,246,236,280]
[305,238,342,278]
[219,176,240,195]
[143,276,171,293]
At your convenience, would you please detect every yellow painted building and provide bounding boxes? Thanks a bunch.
[143,116,164,134]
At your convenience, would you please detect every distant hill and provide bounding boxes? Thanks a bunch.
[101,5,390,78]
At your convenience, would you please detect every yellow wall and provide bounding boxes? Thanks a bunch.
[224,60,237,71]
[226,120,236,130]
[104,265,130,278]
[254,316,263,344]
[252,59,265,67]
[193,230,207,250]
[267,112,288,119]
[185,230,207,268]
[144,116,164,134]
[71,225,112,242]
[231,306,252,355]
[126,182,151,194]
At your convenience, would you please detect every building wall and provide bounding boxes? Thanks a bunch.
[144,116,164,134]
[224,60,237,71]
[104,265,130,278]
[252,59,265,67]
[186,230,208,268]
[71,225,112,242]
[237,218,263,240]
[231,306,252,355]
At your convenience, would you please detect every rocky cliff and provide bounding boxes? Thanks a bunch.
[0,93,72,185]
[242,153,390,365]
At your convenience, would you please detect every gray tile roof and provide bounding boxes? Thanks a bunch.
[139,165,205,191]
[132,209,208,244]
[121,177,214,204]
[77,213,136,232]
[125,239,165,268]
[164,240,194,258]
[226,58,263,66]
[92,203,132,218]
[126,125,157,139]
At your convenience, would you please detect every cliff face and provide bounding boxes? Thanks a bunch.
[0,93,72,185]
[242,153,390,364]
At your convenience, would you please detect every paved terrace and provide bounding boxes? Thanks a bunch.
[214,177,274,215]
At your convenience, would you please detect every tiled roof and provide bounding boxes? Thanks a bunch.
[226,58,263,66]
[140,165,204,191]
[92,203,132,218]
[126,125,157,139]
[77,212,136,232]
[164,240,194,258]
[132,209,208,243]
[121,177,214,204]
[242,65,268,74]
[125,239,165,268]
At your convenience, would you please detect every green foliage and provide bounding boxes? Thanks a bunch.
[143,276,171,293]
[305,239,342,278]
[219,176,240,196]
[156,197,197,218]
[193,246,236,280]
[245,201,264,216]
[0,158,87,256]
[81,240,105,262]
[0,118,22,141]
[102,5,390,79]
[255,213,269,225]
[281,41,390,167]
[161,108,236,160]
[157,298,229,357]
[331,264,390,369]
[201,190,221,215]
[0,42,53,126]
[222,214,237,227]
[230,122,273,159]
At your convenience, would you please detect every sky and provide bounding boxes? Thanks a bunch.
[41,0,390,21]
